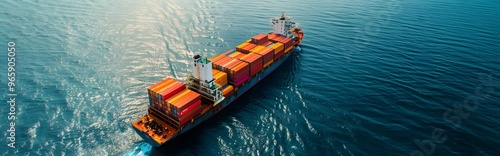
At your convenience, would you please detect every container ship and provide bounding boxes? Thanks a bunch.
[131,12,304,147]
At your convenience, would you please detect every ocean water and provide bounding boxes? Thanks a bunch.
[0,0,499,155]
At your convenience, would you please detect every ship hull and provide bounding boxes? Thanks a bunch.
[133,46,298,147]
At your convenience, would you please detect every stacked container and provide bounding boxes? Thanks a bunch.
[268,43,284,61]
[279,38,294,50]
[212,69,228,86]
[239,52,263,77]
[250,45,274,68]
[268,33,279,41]
[166,89,202,126]
[147,78,187,116]
[148,78,176,108]
[251,34,269,45]
[212,55,231,70]
[228,51,245,60]
[230,62,250,86]
[158,82,186,113]
[236,42,257,54]
[221,57,243,73]
[148,78,170,105]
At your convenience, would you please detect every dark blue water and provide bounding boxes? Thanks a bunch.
[1,0,499,155]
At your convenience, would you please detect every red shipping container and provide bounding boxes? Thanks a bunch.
[252,34,268,45]
[250,62,263,76]
[234,73,250,86]
[178,99,201,118]
[268,33,279,41]
[274,50,284,61]
[231,62,249,78]
[241,43,257,54]
[180,106,201,126]
[261,41,273,47]
[159,82,185,100]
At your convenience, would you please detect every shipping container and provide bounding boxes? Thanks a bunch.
[213,56,232,70]
[221,58,242,73]
[263,60,273,68]
[179,102,201,126]
[280,38,294,49]
[236,43,249,52]
[213,71,228,87]
[212,69,221,76]
[149,78,178,108]
[260,41,273,47]
[210,49,233,62]
[239,53,263,76]
[229,51,244,58]
[166,89,202,120]
[268,42,284,55]
[268,33,279,41]
[222,85,234,97]
[240,43,258,54]
[178,99,201,118]
[284,45,295,54]
[229,62,250,86]
[157,82,186,113]
[251,34,268,45]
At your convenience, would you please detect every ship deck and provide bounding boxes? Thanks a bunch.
[131,101,215,145]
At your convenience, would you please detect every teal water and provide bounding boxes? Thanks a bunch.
[1,0,499,155]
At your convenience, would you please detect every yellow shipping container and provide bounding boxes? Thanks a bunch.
[270,43,284,54]
[263,60,273,68]
[236,42,249,50]
[245,39,251,43]
[214,72,228,87]
[250,45,266,54]
[284,45,294,54]
[166,89,190,104]
[229,51,243,58]
[222,85,234,97]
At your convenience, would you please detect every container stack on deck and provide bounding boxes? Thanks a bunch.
[209,33,295,94]
[147,78,203,126]
[165,89,202,126]
[250,45,274,68]
[239,52,263,77]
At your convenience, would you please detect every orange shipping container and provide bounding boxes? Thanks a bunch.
[148,78,172,91]
[213,56,232,70]
[222,85,234,97]
[230,61,250,79]
[268,33,279,41]
[212,69,221,76]
[221,58,241,72]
